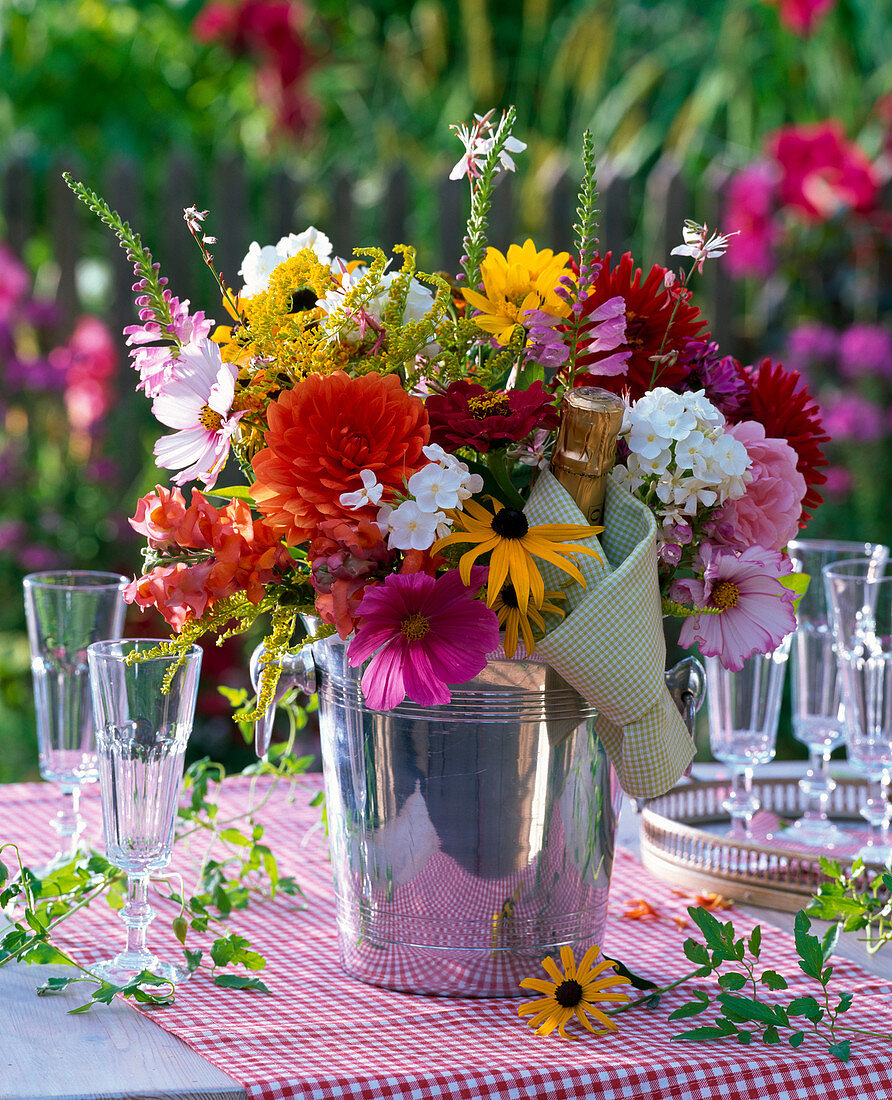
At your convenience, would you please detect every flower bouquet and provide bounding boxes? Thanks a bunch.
[68,106,826,798]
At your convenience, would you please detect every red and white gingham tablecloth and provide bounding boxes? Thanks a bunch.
[3,775,891,1100]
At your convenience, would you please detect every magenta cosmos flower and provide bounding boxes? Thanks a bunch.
[347,568,500,711]
[672,544,796,672]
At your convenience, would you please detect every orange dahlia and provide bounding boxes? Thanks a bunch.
[251,371,430,544]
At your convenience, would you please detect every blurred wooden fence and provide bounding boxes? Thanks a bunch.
[1,152,739,352]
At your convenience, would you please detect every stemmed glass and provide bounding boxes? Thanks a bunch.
[706,638,792,839]
[23,571,129,869]
[87,639,202,984]
[824,562,892,866]
[786,540,889,848]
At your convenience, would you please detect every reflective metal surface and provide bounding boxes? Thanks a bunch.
[307,635,621,997]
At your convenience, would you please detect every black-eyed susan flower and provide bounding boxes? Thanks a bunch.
[433,498,602,613]
[518,944,632,1039]
[492,583,566,658]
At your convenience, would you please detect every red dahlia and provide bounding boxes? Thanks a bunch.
[731,357,829,526]
[572,252,708,401]
[425,380,560,453]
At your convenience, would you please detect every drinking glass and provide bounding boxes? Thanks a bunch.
[824,562,892,866]
[87,639,202,984]
[706,637,791,839]
[23,571,129,868]
[786,539,889,847]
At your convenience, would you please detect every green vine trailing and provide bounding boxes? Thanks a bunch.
[809,857,892,955]
[0,691,315,1012]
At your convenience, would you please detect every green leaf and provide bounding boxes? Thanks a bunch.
[668,999,711,1021]
[203,485,254,502]
[673,1020,737,1041]
[36,976,79,996]
[717,995,788,1028]
[210,938,235,967]
[718,973,747,991]
[828,1040,851,1062]
[682,940,711,966]
[172,916,188,945]
[736,1031,752,1045]
[219,828,251,847]
[762,1025,782,1044]
[213,974,271,993]
[836,991,854,1014]
[759,970,788,991]
[688,906,733,953]
[818,856,843,877]
[788,995,823,1021]
[184,948,203,973]
[821,924,841,964]
[793,911,823,980]
[747,926,761,958]
[309,790,325,807]
[789,1031,805,1048]
[779,572,810,612]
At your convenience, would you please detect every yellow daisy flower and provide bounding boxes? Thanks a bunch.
[518,944,632,1039]
[462,240,574,345]
[492,583,566,658]
[433,498,602,613]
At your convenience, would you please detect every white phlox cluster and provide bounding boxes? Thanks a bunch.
[237,227,333,299]
[613,387,751,525]
[339,444,484,553]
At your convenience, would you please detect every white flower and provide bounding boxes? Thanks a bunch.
[670,220,739,273]
[627,418,672,461]
[238,226,333,299]
[407,463,465,513]
[238,242,282,299]
[151,339,243,488]
[339,469,384,510]
[383,500,447,552]
[276,226,332,265]
[449,110,527,181]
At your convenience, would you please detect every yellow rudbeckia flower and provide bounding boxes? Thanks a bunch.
[462,240,574,345]
[433,498,602,613]
[518,944,632,1039]
[492,584,566,658]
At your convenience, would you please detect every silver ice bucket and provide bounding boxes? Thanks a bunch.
[258,634,622,997]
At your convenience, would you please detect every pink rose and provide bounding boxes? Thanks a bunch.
[710,421,807,551]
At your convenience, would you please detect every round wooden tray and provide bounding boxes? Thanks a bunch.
[639,775,871,912]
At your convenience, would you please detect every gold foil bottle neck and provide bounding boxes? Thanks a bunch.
[549,387,625,527]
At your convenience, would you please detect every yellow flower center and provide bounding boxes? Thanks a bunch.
[199,405,224,432]
[400,612,430,641]
[711,580,740,610]
[467,393,511,419]
[554,978,584,1007]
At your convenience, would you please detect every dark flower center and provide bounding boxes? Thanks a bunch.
[199,405,224,432]
[711,580,740,610]
[287,287,319,313]
[400,612,430,641]
[467,393,511,419]
[491,509,529,539]
[500,584,519,609]
[554,978,584,1008]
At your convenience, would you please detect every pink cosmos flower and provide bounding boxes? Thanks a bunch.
[708,421,807,551]
[671,544,796,671]
[152,338,244,488]
[348,568,500,711]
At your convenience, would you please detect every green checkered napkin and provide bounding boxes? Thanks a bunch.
[525,470,695,799]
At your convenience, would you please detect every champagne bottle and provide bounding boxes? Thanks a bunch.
[549,387,625,527]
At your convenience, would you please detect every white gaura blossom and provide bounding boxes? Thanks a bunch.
[615,387,751,520]
[670,220,739,274]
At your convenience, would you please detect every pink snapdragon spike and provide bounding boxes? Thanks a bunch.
[672,544,797,672]
[124,291,214,397]
[348,567,500,711]
[151,338,244,488]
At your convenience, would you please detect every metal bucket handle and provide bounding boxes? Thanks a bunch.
[249,643,317,758]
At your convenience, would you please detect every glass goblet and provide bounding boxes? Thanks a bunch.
[23,571,129,870]
[824,562,892,865]
[787,539,889,848]
[87,639,202,984]
[706,638,791,840]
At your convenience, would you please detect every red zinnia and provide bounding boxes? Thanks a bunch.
[572,252,708,401]
[730,357,829,526]
[251,371,430,544]
[425,380,560,453]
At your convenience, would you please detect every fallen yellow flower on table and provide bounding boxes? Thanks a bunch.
[518,945,631,1040]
